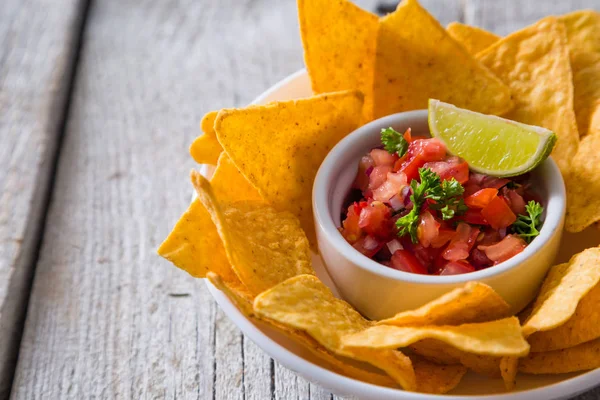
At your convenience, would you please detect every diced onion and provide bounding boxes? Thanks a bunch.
[363,235,379,251]
[386,239,403,254]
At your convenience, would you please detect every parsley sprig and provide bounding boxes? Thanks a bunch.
[512,201,544,243]
[381,127,409,157]
[396,168,467,243]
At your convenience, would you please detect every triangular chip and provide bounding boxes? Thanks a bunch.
[446,22,500,55]
[566,134,600,231]
[528,282,600,352]
[378,282,510,327]
[342,318,529,357]
[214,90,364,245]
[522,247,600,337]
[190,111,222,165]
[207,272,399,388]
[298,0,378,121]
[372,0,513,119]
[191,171,313,296]
[519,337,600,374]
[157,199,237,283]
[561,10,600,137]
[253,274,417,391]
[211,152,263,203]
[411,357,466,394]
[476,17,579,174]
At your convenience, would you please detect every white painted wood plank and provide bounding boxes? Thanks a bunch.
[0,0,86,396]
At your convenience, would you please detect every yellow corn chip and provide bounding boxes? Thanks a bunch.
[519,337,600,374]
[191,171,313,296]
[378,282,510,327]
[412,357,467,394]
[528,282,600,352]
[253,274,417,391]
[190,111,222,165]
[215,91,364,245]
[561,11,600,137]
[157,198,237,283]
[410,339,501,378]
[211,152,263,203]
[372,0,513,119]
[298,0,378,121]
[208,272,401,388]
[476,17,579,174]
[446,22,500,54]
[500,356,518,390]
[522,247,600,337]
[342,317,529,357]
[566,135,600,231]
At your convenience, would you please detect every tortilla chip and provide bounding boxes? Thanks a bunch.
[476,17,579,174]
[500,356,518,390]
[214,91,364,245]
[253,274,417,391]
[528,282,600,352]
[378,282,510,327]
[410,339,501,378]
[208,272,401,388]
[561,11,600,137]
[342,317,529,357]
[298,0,377,121]
[191,171,313,296]
[566,135,600,231]
[157,198,238,283]
[211,153,263,203]
[190,111,222,165]
[522,247,600,337]
[411,357,467,394]
[446,22,500,55]
[519,337,600,374]
[372,0,513,119]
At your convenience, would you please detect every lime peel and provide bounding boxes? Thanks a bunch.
[428,99,556,177]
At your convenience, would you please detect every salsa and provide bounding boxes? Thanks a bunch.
[340,127,544,275]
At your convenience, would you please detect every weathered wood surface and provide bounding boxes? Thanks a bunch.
[5,0,600,399]
[0,0,86,397]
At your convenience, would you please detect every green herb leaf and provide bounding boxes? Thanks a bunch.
[381,127,409,157]
[427,177,467,220]
[511,200,544,243]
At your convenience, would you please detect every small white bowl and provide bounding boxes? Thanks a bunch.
[313,110,566,320]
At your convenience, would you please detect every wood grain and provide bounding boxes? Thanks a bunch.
[8,0,600,399]
[0,0,86,396]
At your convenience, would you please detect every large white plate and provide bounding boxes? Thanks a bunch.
[203,69,600,399]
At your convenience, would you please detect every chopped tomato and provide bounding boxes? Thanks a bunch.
[481,196,517,229]
[430,228,455,248]
[340,202,366,243]
[353,236,385,258]
[370,149,397,167]
[505,189,526,215]
[417,211,440,248]
[478,234,526,263]
[462,208,489,225]
[372,171,407,203]
[465,188,498,208]
[358,201,394,240]
[482,176,510,190]
[403,127,412,142]
[442,223,472,261]
[423,159,469,184]
[440,260,476,275]
[390,249,428,274]
[393,138,447,181]
[368,165,392,190]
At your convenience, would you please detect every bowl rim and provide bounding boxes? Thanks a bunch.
[313,110,567,284]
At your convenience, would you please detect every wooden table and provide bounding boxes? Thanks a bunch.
[1,0,599,398]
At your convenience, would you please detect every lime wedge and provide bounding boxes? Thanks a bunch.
[428,99,556,177]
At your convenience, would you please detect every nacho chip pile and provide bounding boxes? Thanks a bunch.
[158,0,600,395]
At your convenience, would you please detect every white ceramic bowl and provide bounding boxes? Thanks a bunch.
[313,110,566,320]
[205,69,600,398]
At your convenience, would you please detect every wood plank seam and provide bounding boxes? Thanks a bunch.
[2,0,93,397]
